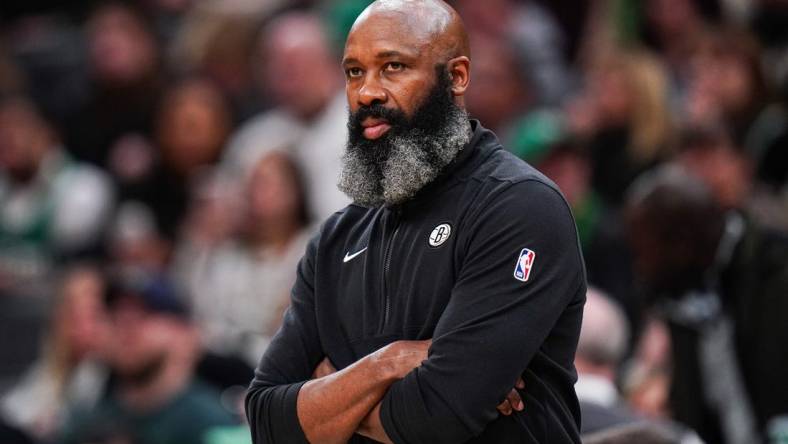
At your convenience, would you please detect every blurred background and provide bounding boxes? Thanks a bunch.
[0,0,787,443]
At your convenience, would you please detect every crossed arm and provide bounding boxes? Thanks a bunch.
[297,341,525,444]
[247,182,582,444]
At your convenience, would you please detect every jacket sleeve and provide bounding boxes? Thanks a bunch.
[245,232,324,444]
[379,180,586,444]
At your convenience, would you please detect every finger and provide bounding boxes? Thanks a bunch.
[516,377,525,389]
[506,389,524,412]
[496,401,513,416]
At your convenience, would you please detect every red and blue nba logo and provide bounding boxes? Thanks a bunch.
[513,248,536,282]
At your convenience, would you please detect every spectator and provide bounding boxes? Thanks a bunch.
[221,11,349,222]
[108,201,172,283]
[166,1,278,122]
[0,96,114,299]
[575,287,637,435]
[639,0,717,78]
[116,77,232,240]
[676,124,788,229]
[464,35,531,137]
[1,265,110,442]
[580,289,702,441]
[173,151,311,368]
[622,316,673,421]
[684,29,770,144]
[60,274,239,444]
[64,2,163,169]
[625,166,788,443]
[568,48,673,206]
[452,0,572,106]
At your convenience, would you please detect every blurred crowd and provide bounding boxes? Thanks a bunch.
[0,0,787,443]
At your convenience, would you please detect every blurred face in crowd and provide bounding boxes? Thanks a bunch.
[0,99,54,183]
[261,14,338,120]
[87,3,158,85]
[184,173,242,247]
[57,268,110,361]
[453,0,513,38]
[248,152,304,226]
[625,176,724,297]
[688,46,759,119]
[646,0,699,36]
[677,135,752,209]
[587,63,634,127]
[338,0,472,206]
[108,296,193,384]
[465,36,528,133]
[156,79,230,176]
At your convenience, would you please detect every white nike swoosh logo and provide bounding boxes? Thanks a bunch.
[343,247,368,263]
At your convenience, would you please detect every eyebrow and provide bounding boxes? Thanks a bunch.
[342,57,360,67]
[375,50,415,59]
[342,49,418,66]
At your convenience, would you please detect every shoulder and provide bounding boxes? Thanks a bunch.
[58,160,112,194]
[458,146,583,265]
[471,143,561,194]
[465,147,572,226]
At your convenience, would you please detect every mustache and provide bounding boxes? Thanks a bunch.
[349,104,409,132]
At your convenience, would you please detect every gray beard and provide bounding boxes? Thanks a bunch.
[338,109,471,207]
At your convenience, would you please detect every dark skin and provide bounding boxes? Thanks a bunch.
[295,2,523,443]
[342,0,470,140]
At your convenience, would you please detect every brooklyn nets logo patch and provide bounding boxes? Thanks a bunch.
[428,223,452,247]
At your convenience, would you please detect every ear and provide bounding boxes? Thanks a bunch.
[447,56,470,97]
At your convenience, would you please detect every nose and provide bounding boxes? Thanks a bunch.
[357,76,387,107]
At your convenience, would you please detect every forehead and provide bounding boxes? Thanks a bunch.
[344,11,434,60]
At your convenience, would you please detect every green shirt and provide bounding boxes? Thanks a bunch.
[62,381,246,444]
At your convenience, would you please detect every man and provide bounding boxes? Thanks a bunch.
[0,96,114,298]
[676,123,788,230]
[61,275,239,444]
[0,96,114,386]
[626,166,788,444]
[575,288,638,435]
[246,1,586,443]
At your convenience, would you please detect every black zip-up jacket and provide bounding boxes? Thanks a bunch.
[246,120,587,443]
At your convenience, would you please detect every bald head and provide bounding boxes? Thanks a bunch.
[351,0,469,61]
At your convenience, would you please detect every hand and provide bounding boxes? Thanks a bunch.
[374,339,432,380]
[496,377,525,416]
[312,357,337,379]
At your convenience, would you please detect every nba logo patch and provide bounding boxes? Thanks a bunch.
[513,248,536,282]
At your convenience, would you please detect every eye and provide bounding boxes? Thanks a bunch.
[384,62,405,73]
[346,67,363,78]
